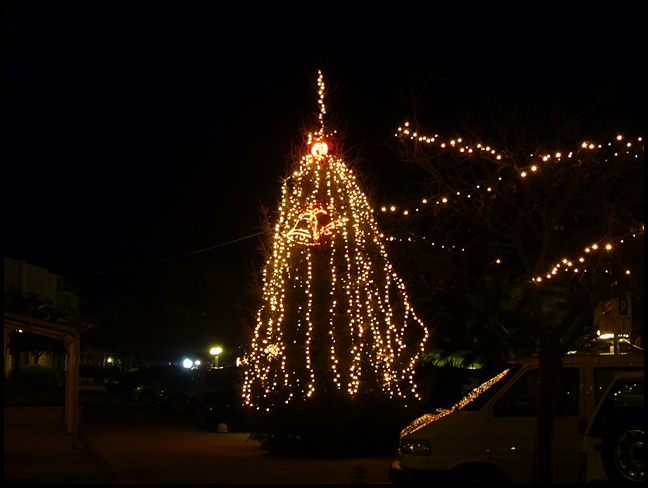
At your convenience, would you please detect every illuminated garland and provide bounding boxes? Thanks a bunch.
[383,125,644,283]
[242,72,429,411]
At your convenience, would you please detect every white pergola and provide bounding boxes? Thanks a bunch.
[4,311,80,448]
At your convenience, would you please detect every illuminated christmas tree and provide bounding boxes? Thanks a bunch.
[242,71,429,413]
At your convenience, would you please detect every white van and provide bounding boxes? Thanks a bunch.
[389,353,644,484]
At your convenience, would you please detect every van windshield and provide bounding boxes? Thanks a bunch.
[400,364,520,437]
[458,364,520,411]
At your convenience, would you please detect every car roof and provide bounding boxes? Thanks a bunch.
[509,353,644,367]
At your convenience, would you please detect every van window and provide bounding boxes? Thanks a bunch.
[494,368,579,417]
[587,376,644,437]
[461,365,519,411]
[593,367,645,404]
[556,368,580,416]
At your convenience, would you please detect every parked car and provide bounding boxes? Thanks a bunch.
[156,366,240,419]
[389,353,644,484]
[105,365,182,397]
[580,370,644,484]
[132,368,194,405]
[203,369,245,432]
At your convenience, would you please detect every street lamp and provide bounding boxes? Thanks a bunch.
[209,346,223,368]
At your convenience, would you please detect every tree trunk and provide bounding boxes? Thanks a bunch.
[535,342,563,483]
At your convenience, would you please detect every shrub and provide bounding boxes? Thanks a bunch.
[4,364,64,407]
[248,393,423,458]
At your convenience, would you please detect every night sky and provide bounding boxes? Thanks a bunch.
[4,4,644,296]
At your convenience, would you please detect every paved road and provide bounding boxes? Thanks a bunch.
[46,386,396,484]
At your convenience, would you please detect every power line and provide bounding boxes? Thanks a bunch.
[71,232,264,279]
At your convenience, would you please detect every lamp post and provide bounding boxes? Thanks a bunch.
[209,346,223,368]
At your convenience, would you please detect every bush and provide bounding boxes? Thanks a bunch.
[248,393,423,458]
[4,364,64,407]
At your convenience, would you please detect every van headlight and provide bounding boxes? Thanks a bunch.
[400,438,431,456]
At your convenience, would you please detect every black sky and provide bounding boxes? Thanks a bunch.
[4,4,644,290]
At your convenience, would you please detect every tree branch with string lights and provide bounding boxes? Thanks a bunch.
[380,102,643,482]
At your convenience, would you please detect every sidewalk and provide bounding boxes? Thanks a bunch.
[4,423,116,484]
[5,385,120,484]
[4,422,393,485]
[4,386,396,484]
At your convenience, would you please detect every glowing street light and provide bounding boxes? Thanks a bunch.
[210,346,223,368]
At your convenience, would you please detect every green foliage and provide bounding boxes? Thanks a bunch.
[8,364,57,387]
[4,364,64,407]
[247,392,423,458]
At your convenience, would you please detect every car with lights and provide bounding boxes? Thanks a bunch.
[389,353,644,484]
